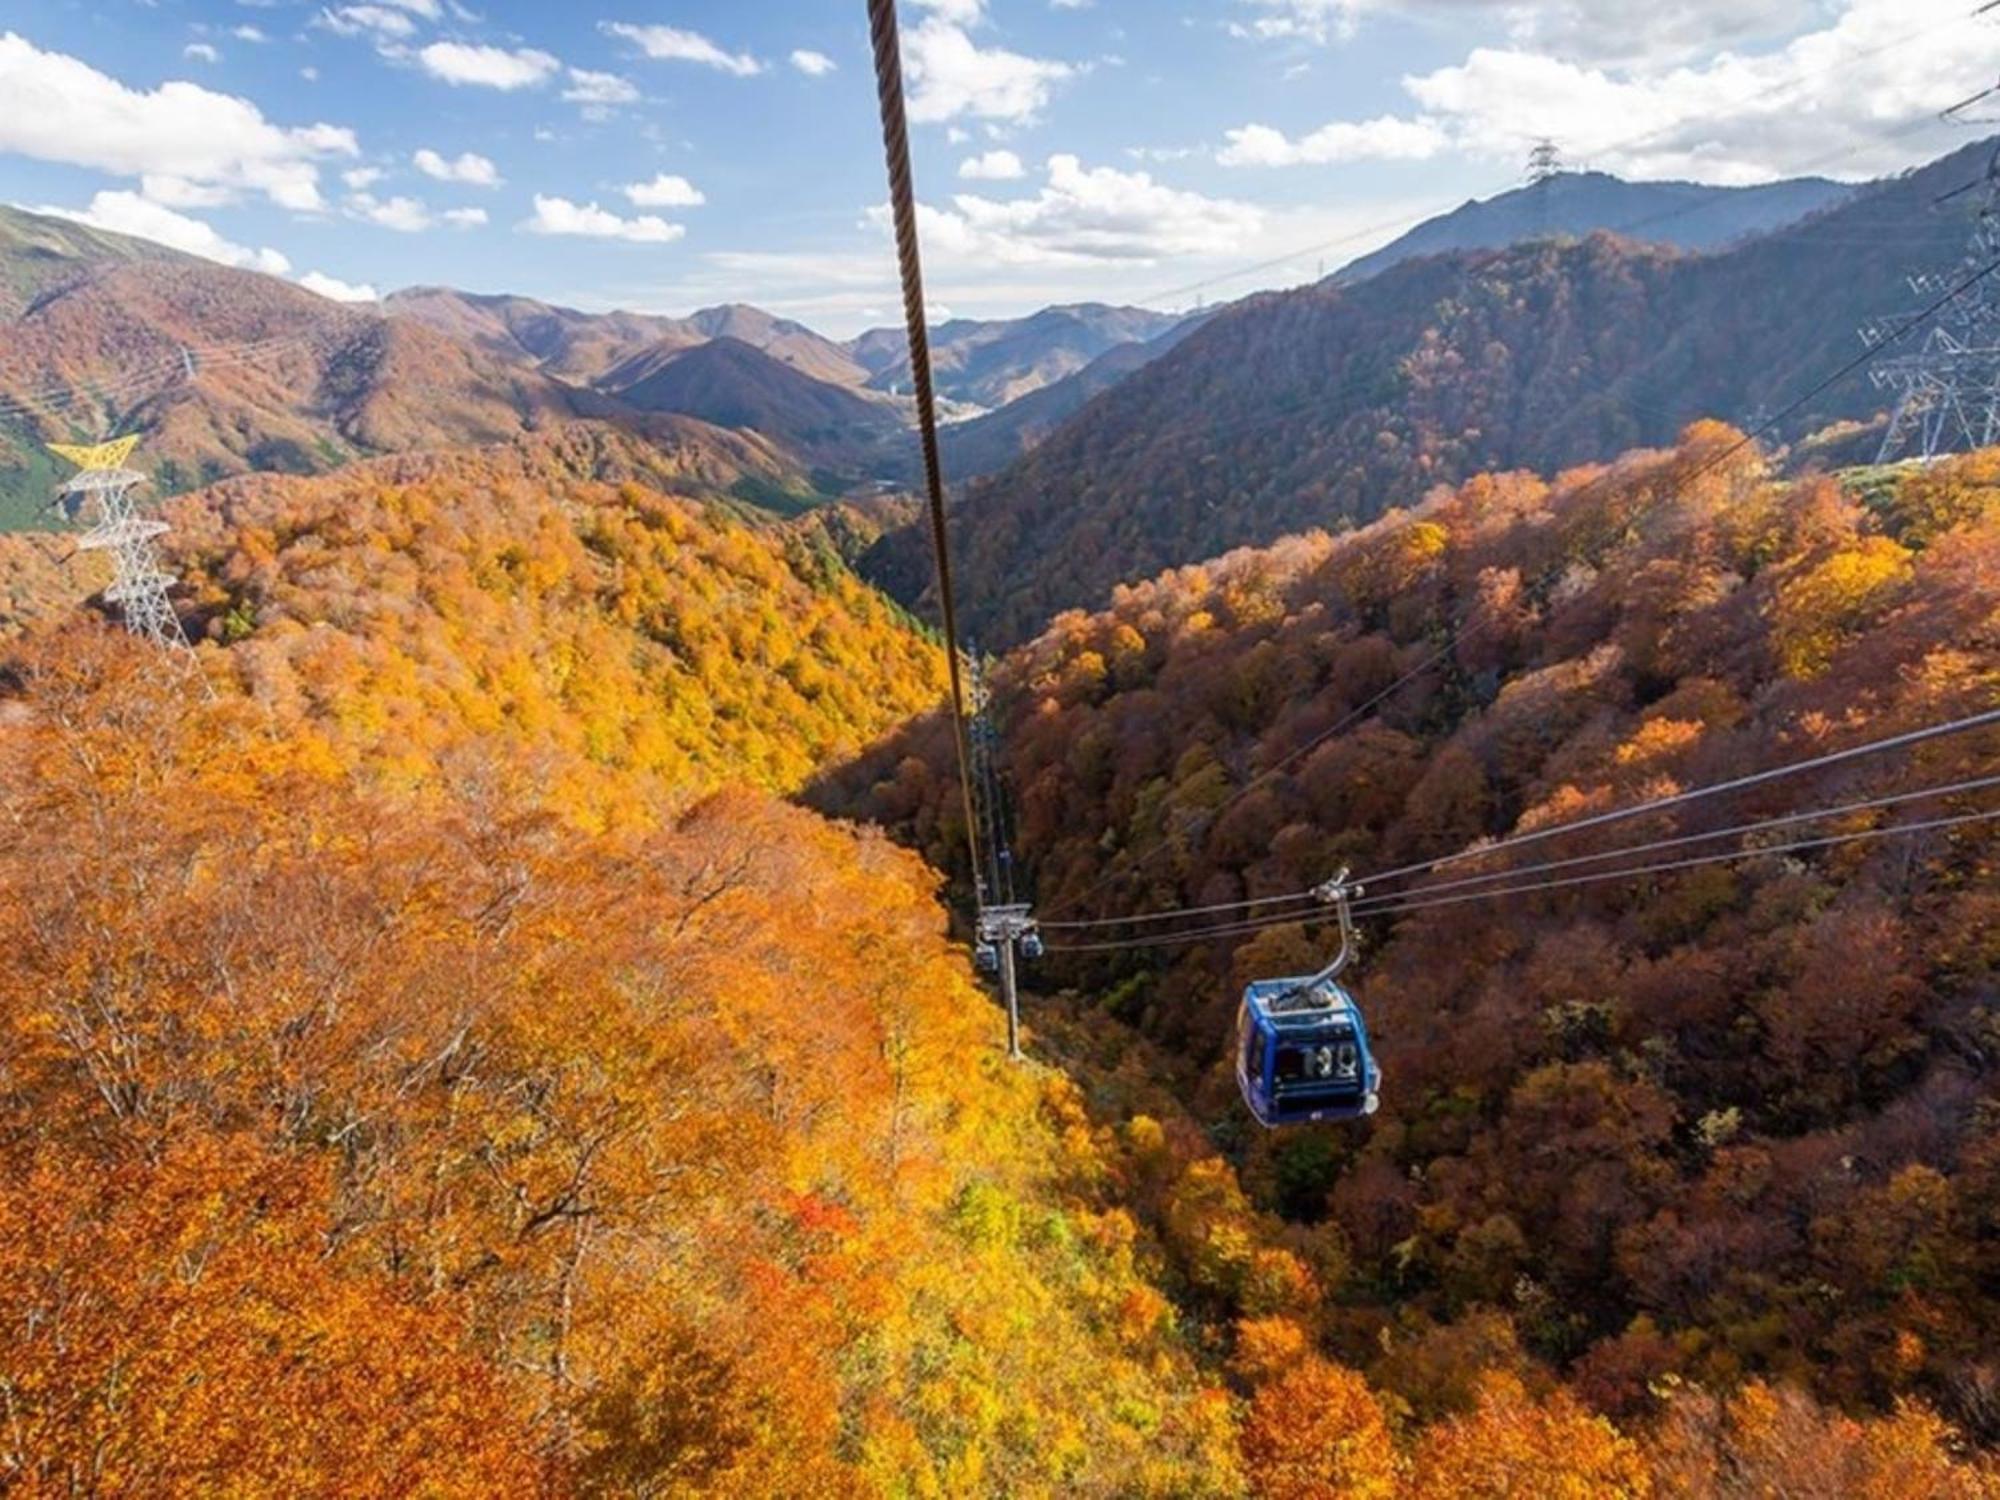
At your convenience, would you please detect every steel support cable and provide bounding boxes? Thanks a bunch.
[1347,770,2000,909]
[1042,763,2000,932]
[1045,770,2000,938]
[866,0,986,894]
[1361,706,2000,889]
[1043,804,2000,953]
[1039,886,1323,931]
[1353,805,2000,921]
[1038,249,2000,926]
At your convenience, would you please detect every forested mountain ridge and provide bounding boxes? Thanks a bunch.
[853,303,1187,409]
[603,337,906,477]
[382,285,700,384]
[1333,169,1850,287]
[817,427,2000,1488]
[0,212,780,530]
[2,423,938,805]
[940,314,1211,481]
[932,138,1999,645]
[0,630,1248,1494]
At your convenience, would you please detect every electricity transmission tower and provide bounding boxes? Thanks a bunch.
[1863,146,2000,462]
[48,436,197,658]
[1526,139,1563,237]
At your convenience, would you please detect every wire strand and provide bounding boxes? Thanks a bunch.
[1043,764,2000,933]
[1361,706,2000,888]
[1044,804,2000,952]
[867,0,986,897]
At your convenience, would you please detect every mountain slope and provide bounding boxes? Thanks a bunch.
[680,303,870,387]
[855,303,1186,409]
[0,202,186,316]
[819,431,2000,1457]
[941,314,1210,480]
[1335,169,1850,286]
[938,138,1992,644]
[0,208,824,530]
[609,337,904,472]
[383,286,699,383]
[0,429,1235,1490]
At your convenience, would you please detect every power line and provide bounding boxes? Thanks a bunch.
[1358,806,2000,923]
[1348,771,2000,910]
[868,0,986,895]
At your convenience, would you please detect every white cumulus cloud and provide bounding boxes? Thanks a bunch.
[521,194,685,243]
[413,147,500,185]
[790,49,836,76]
[601,23,762,77]
[32,190,291,274]
[1217,0,2000,186]
[317,6,419,40]
[624,173,705,208]
[0,32,356,211]
[1217,114,1447,167]
[893,154,1263,266]
[183,43,220,64]
[562,67,639,106]
[959,148,1025,180]
[347,191,434,231]
[417,42,559,90]
[298,269,379,302]
[902,18,1074,124]
[442,206,488,227]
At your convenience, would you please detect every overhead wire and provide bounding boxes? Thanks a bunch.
[1043,800,2000,952]
[1361,706,2000,887]
[1041,749,2000,935]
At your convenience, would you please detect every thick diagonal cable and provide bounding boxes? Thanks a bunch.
[1350,771,2000,910]
[1357,806,2000,922]
[1361,707,2000,889]
[867,0,984,893]
[1044,804,2000,953]
[1044,760,2000,933]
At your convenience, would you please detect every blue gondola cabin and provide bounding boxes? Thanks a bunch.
[1236,976,1381,1127]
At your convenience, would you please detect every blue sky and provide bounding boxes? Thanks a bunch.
[2,0,1997,335]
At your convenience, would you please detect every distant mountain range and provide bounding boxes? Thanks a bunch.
[0,147,1952,561]
[902,140,1994,644]
[851,304,1186,409]
[0,206,812,530]
[606,337,905,476]
[1335,169,1851,285]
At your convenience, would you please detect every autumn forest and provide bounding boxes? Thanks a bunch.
[3,63,2000,1492]
[0,404,1991,1496]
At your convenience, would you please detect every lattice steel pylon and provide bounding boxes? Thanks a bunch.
[1862,144,2000,463]
[47,435,196,658]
